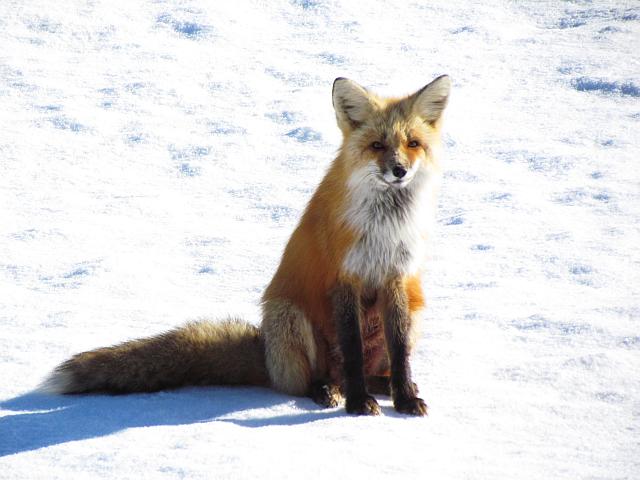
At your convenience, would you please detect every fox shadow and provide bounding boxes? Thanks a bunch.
[0,386,349,457]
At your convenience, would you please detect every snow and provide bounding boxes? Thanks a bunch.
[1,0,639,478]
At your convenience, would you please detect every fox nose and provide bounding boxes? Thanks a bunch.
[392,165,407,179]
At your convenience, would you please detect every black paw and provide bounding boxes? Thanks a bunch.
[394,396,428,416]
[346,394,381,416]
[310,383,342,408]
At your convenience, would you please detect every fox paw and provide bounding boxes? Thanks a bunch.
[346,394,381,416]
[394,396,428,416]
[310,383,342,408]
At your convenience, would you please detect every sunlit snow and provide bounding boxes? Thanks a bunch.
[1,1,639,479]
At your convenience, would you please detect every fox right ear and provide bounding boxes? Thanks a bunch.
[332,78,376,132]
[411,75,451,124]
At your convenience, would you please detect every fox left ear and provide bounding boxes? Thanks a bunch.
[411,75,451,124]
[332,78,377,132]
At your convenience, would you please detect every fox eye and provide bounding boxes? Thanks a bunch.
[408,140,420,148]
[371,141,385,150]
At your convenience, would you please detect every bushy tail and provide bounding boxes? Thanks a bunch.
[40,318,270,394]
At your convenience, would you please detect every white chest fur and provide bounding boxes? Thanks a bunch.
[341,162,438,286]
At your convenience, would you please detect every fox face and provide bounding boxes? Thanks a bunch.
[332,76,450,191]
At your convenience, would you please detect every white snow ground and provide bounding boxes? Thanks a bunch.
[1,0,639,478]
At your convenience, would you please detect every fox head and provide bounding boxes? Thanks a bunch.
[332,75,450,189]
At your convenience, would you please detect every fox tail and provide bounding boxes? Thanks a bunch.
[39,318,269,394]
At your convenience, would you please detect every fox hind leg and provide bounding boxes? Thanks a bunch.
[261,299,317,397]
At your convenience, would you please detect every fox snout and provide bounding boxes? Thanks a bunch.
[380,150,413,185]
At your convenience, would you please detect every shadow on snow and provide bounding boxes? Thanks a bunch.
[0,386,352,457]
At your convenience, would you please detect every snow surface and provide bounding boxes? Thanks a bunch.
[1,0,639,478]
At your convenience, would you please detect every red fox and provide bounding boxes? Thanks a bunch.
[42,75,451,416]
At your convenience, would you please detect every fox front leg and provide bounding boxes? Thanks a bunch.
[332,282,381,415]
[382,278,428,416]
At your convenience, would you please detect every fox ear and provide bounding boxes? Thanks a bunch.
[411,75,451,124]
[332,78,375,132]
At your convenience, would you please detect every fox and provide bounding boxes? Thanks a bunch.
[41,74,451,416]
